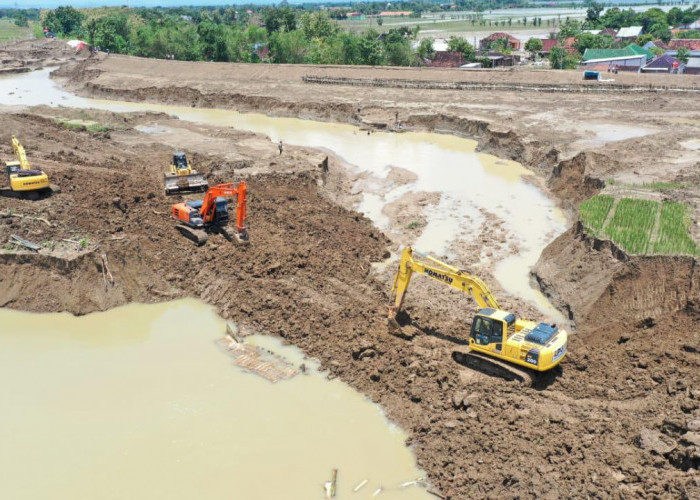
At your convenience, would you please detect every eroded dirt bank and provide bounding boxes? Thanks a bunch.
[1,109,699,499]
[55,53,700,214]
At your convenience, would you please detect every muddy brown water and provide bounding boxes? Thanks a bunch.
[0,68,568,320]
[0,300,431,499]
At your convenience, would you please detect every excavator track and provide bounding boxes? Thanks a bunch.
[452,347,536,386]
[175,225,209,246]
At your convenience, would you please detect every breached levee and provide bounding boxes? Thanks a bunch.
[533,222,699,335]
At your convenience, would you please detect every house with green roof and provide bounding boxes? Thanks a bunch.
[581,44,654,71]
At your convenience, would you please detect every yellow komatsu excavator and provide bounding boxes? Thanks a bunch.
[5,135,53,197]
[388,247,568,383]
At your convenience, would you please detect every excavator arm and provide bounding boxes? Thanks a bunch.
[200,182,247,235]
[11,135,31,170]
[389,246,500,318]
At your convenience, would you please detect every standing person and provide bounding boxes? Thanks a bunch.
[278,140,283,155]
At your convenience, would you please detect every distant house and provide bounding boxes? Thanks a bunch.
[616,26,644,40]
[486,51,519,67]
[581,44,652,71]
[378,11,413,17]
[427,51,465,68]
[538,37,577,56]
[685,57,700,75]
[641,54,685,73]
[480,32,521,51]
[599,28,618,37]
[347,12,365,20]
[676,20,700,30]
[667,39,700,51]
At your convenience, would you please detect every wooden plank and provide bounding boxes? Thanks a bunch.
[215,337,299,383]
[10,234,40,251]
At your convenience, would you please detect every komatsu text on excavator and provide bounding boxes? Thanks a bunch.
[4,135,56,198]
[388,247,567,383]
[171,182,249,246]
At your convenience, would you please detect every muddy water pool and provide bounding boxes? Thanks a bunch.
[0,300,431,500]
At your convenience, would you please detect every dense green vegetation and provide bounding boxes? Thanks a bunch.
[606,198,657,254]
[579,194,614,236]
[579,195,699,256]
[654,202,700,256]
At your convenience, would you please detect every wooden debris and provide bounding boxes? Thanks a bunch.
[324,469,337,499]
[215,337,299,383]
[100,253,115,291]
[3,211,53,227]
[353,479,368,492]
[399,477,424,488]
[10,234,40,251]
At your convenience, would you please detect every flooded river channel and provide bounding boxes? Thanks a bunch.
[0,68,568,318]
[0,300,430,500]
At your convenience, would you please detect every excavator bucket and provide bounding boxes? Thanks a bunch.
[164,172,209,195]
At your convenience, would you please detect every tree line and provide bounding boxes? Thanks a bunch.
[40,5,444,66]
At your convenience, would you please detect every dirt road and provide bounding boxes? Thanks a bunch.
[1,45,699,498]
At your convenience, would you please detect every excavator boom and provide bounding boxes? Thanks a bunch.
[11,135,31,171]
[389,247,499,318]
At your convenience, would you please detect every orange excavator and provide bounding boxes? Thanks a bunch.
[171,182,249,246]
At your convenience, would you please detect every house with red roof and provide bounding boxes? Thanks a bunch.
[479,32,521,51]
[667,39,700,51]
[537,37,577,56]
[426,51,465,68]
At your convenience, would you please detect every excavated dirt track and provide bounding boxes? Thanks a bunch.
[1,43,700,498]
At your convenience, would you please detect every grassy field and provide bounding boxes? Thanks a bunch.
[339,7,587,36]
[0,19,33,43]
[579,195,614,236]
[606,198,657,254]
[653,202,699,255]
[580,195,699,256]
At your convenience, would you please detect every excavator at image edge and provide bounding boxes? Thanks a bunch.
[388,246,568,385]
[3,135,59,199]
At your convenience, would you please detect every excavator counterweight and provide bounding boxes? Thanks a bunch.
[388,247,568,384]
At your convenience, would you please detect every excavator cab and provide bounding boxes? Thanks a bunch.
[173,152,188,172]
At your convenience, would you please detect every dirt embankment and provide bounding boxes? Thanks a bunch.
[534,223,699,331]
[0,38,81,75]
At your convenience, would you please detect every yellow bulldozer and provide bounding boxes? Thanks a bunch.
[4,135,57,199]
[164,152,209,195]
[388,247,568,384]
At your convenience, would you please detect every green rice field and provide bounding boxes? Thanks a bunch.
[579,195,699,256]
